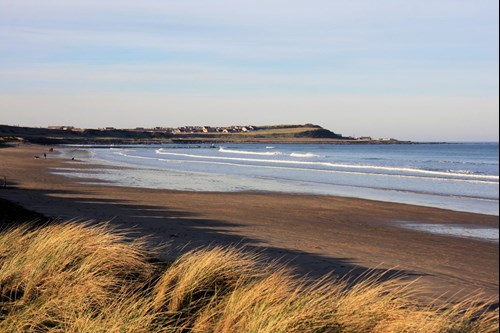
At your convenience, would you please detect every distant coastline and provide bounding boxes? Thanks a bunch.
[0,124,413,145]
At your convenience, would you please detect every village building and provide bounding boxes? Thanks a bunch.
[48,126,74,131]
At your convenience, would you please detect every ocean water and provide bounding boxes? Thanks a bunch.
[55,143,499,216]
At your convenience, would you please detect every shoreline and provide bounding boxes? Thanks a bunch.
[48,173,500,218]
[3,137,416,145]
[0,143,498,303]
[56,144,499,217]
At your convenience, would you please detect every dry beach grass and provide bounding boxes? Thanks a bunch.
[0,222,498,333]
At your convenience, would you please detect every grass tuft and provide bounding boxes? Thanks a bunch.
[0,222,497,332]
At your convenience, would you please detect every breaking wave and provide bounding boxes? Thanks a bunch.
[290,152,321,158]
[218,148,283,156]
[154,149,498,183]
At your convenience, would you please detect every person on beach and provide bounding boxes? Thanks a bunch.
[44,153,46,159]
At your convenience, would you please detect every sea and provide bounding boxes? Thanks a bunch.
[55,142,500,216]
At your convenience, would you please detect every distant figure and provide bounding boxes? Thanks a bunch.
[43,153,47,159]
[49,148,54,152]
[71,157,75,161]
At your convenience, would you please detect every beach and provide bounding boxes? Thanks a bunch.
[0,144,498,302]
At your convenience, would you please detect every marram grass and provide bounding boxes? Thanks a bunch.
[0,222,497,332]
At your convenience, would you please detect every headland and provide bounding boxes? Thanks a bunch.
[0,124,411,145]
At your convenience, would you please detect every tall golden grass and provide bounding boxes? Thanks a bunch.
[0,222,497,333]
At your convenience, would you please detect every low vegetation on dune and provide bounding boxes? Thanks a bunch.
[0,222,498,333]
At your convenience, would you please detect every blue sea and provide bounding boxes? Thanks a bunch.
[56,143,499,216]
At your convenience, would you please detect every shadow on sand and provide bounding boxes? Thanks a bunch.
[0,186,425,287]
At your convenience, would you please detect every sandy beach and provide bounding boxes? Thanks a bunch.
[0,144,498,303]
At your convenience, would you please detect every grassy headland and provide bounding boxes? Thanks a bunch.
[0,124,410,145]
[0,222,497,333]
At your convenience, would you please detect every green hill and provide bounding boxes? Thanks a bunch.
[0,124,348,145]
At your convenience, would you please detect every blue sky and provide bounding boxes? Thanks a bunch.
[0,0,498,141]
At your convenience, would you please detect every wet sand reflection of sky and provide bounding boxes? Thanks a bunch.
[397,222,499,243]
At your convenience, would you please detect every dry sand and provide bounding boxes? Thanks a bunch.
[0,144,498,303]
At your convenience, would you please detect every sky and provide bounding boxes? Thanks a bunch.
[0,0,498,141]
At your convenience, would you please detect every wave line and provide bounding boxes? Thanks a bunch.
[155,149,499,182]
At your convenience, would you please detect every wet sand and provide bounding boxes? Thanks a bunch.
[0,144,498,303]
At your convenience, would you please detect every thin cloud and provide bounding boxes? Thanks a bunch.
[0,0,498,140]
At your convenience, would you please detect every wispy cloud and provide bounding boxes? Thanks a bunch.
[2,0,497,65]
[0,62,496,97]
[0,0,498,140]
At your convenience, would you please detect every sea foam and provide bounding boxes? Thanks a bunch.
[290,152,320,158]
[154,149,499,183]
[219,148,283,156]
